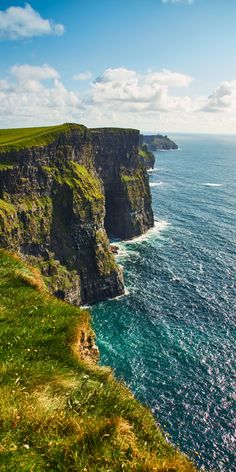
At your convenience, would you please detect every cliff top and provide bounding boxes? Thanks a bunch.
[90,127,139,134]
[0,123,140,155]
[0,123,85,154]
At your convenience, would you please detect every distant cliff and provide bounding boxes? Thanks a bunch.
[0,124,153,305]
[140,134,178,151]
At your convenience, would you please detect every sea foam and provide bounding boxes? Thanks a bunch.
[124,220,170,245]
[203,183,223,187]
[150,182,163,187]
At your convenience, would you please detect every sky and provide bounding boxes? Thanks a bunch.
[0,0,236,133]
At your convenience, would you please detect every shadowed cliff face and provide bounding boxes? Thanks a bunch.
[0,124,153,304]
[91,128,154,239]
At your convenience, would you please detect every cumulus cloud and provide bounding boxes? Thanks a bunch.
[2,63,235,134]
[11,64,60,81]
[0,3,64,40]
[0,64,79,127]
[0,65,195,128]
[73,72,92,81]
[162,0,194,4]
[146,69,193,87]
[85,67,193,113]
[0,79,9,91]
[202,80,236,113]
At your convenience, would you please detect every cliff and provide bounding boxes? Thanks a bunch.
[139,144,155,170]
[140,134,178,151]
[91,128,154,239]
[0,124,153,305]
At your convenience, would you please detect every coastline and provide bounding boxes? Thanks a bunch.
[92,134,236,470]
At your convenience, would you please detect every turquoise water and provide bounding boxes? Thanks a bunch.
[92,134,236,471]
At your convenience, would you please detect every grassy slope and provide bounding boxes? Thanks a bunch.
[0,250,195,471]
[0,124,84,154]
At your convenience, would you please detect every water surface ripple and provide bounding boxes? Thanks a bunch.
[92,134,236,471]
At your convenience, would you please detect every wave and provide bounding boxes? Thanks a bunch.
[147,168,159,173]
[123,220,170,245]
[203,183,223,187]
[109,287,130,301]
[157,148,181,152]
[116,246,140,259]
[150,182,163,187]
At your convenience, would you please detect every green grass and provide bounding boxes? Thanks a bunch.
[0,164,15,171]
[90,127,139,134]
[0,124,85,154]
[51,161,104,201]
[121,173,138,183]
[0,250,196,471]
[139,149,149,159]
[0,199,16,217]
[138,148,154,161]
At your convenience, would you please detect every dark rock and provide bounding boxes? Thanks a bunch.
[91,128,154,240]
[110,245,119,255]
[0,124,153,304]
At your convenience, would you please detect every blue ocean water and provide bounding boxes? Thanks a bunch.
[92,134,236,471]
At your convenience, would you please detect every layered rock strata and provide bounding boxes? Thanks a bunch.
[0,124,153,304]
[91,128,154,239]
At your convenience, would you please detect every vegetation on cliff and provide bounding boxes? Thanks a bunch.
[138,145,155,170]
[0,124,126,304]
[0,124,85,154]
[0,250,195,471]
[0,124,154,246]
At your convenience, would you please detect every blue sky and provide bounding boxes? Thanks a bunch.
[1,0,236,133]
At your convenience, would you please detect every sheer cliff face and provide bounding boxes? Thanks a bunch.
[0,125,153,304]
[91,129,154,239]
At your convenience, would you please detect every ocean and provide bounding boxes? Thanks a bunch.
[92,134,236,471]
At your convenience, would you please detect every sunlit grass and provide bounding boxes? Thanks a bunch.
[0,123,85,153]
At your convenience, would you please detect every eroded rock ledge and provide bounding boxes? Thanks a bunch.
[0,124,153,305]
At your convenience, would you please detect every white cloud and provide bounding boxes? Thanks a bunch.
[85,67,193,113]
[73,71,92,81]
[1,64,236,134]
[11,64,60,82]
[202,80,236,113]
[0,65,194,128]
[0,3,64,40]
[0,65,79,127]
[146,69,193,87]
[162,0,194,5]
[0,79,9,91]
